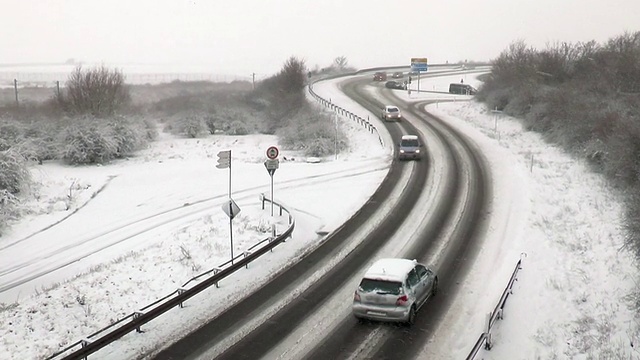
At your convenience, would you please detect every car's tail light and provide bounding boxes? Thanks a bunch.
[396,294,408,306]
[354,291,361,302]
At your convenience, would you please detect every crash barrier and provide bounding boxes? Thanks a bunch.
[307,81,385,148]
[47,195,295,360]
[466,256,525,360]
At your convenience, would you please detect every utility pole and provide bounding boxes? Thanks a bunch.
[13,79,19,107]
[251,73,256,90]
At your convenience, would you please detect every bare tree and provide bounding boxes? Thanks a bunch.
[57,66,131,117]
[334,56,349,70]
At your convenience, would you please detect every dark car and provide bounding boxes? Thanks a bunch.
[385,81,407,90]
[392,71,404,78]
[373,72,387,81]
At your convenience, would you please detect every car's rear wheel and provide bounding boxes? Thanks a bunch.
[432,277,439,296]
[405,305,416,326]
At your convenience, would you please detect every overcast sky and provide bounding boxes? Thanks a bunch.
[1,0,638,76]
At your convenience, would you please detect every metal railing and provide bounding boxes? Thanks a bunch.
[466,255,525,360]
[307,81,384,148]
[46,195,295,360]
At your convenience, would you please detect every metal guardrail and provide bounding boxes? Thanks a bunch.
[307,80,384,148]
[46,195,295,360]
[466,255,525,360]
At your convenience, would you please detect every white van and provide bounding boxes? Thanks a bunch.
[398,135,422,160]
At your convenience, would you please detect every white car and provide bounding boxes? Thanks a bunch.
[381,105,402,121]
[352,258,438,325]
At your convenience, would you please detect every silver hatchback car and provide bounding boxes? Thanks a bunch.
[352,258,438,325]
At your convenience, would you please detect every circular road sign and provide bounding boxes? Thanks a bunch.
[266,146,279,160]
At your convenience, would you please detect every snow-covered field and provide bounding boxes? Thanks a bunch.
[0,73,638,359]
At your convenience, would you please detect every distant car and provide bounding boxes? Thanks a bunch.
[381,105,402,121]
[353,258,438,325]
[373,72,387,81]
[398,134,422,160]
[449,83,477,95]
[392,71,404,79]
[384,80,407,90]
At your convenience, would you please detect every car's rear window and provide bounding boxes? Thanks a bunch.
[359,279,403,295]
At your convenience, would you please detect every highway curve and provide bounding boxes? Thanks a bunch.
[152,72,493,360]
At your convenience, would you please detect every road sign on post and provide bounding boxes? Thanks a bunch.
[266,146,279,160]
[264,157,279,218]
[216,150,234,263]
[264,159,279,176]
[216,150,231,169]
[410,57,429,72]
[221,198,241,220]
[221,198,241,264]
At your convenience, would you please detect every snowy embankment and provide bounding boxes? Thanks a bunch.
[0,77,390,359]
[421,94,639,359]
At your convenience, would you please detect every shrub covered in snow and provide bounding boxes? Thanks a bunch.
[0,149,30,235]
[0,120,23,151]
[0,189,20,235]
[277,110,348,157]
[59,116,150,165]
[59,117,118,164]
[173,113,207,138]
[107,116,149,156]
[0,149,31,194]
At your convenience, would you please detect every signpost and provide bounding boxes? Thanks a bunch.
[216,150,238,263]
[266,146,279,160]
[410,57,429,92]
[410,57,429,72]
[264,147,279,217]
[264,145,280,237]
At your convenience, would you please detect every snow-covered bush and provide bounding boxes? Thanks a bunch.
[18,121,61,163]
[58,115,151,164]
[305,137,336,157]
[107,116,148,157]
[59,117,118,164]
[0,149,31,194]
[174,113,206,138]
[0,189,20,235]
[0,149,30,234]
[0,120,23,151]
[227,120,249,135]
[142,118,159,141]
[278,110,348,157]
[203,114,216,134]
